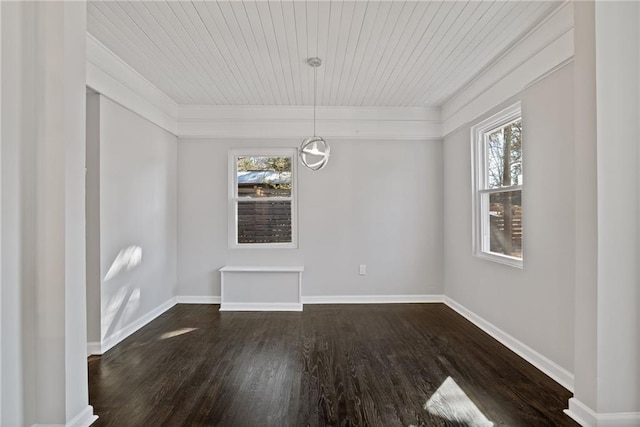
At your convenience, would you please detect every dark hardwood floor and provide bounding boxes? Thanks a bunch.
[88,304,577,426]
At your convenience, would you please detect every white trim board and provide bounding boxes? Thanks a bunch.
[86,32,441,141]
[176,295,444,305]
[87,2,574,142]
[88,296,221,356]
[565,398,598,427]
[443,296,574,392]
[86,33,178,135]
[86,342,102,357]
[31,405,98,427]
[302,295,444,304]
[88,292,577,402]
[441,1,574,137]
[565,398,640,427]
[94,297,176,355]
[178,105,442,140]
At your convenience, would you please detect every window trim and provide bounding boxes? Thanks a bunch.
[228,148,298,249]
[470,102,523,268]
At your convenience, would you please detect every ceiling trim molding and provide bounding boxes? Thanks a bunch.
[178,118,441,141]
[86,33,440,140]
[441,1,575,137]
[85,1,573,142]
[86,33,179,135]
[178,105,440,122]
[178,105,441,140]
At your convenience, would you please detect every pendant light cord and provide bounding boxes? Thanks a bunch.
[313,66,317,137]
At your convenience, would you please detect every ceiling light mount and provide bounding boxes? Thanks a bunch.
[307,57,322,68]
[299,57,330,171]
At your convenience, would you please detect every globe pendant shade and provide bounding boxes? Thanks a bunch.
[299,136,330,171]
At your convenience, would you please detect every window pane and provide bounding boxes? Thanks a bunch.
[488,190,522,258]
[237,156,292,198]
[237,200,292,244]
[486,119,522,189]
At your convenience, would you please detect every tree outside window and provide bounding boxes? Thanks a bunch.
[472,103,523,267]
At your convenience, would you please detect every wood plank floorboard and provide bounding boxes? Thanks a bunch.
[88,304,577,426]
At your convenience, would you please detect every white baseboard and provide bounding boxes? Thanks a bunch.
[596,411,640,427]
[220,302,303,312]
[443,296,574,392]
[565,398,640,427]
[565,398,597,427]
[67,406,98,427]
[86,342,102,357]
[176,294,444,305]
[301,294,444,304]
[98,297,176,355]
[31,405,98,427]
[175,295,221,304]
[87,294,441,354]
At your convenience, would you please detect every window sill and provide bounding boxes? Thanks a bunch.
[230,242,298,250]
[475,251,523,269]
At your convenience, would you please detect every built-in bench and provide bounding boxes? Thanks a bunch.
[218,266,304,311]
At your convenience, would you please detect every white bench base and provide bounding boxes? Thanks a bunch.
[218,266,304,312]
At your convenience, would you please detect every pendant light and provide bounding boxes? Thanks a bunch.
[299,57,330,171]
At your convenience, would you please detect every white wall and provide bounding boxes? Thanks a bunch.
[1,2,95,425]
[178,138,443,299]
[594,0,640,413]
[443,64,576,376]
[94,95,178,348]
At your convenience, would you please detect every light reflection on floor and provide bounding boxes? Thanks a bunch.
[424,376,493,427]
[158,327,199,340]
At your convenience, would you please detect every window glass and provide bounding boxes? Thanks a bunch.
[230,151,296,248]
[488,191,522,258]
[237,156,292,198]
[486,120,522,189]
[472,103,523,267]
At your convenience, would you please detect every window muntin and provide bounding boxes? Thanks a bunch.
[472,103,523,267]
[229,150,297,248]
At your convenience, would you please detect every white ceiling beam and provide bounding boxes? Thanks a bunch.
[441,1,575,137]
[85,0,574,142]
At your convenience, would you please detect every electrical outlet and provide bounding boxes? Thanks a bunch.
[359,264,366,275]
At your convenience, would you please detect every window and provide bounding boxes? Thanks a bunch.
[229,148,297,248]
[471,102,523,267]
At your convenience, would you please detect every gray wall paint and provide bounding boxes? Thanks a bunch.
[443,63,575,373]
[96,96,178,344]
[1,3,27,423]
[177,138,443,299]
[572,0,598,410]
[85,93,101,344]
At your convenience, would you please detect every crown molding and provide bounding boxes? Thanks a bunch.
[178,105,440,122]
[85,33,178,135]
[178,105,441,140]
[85,32,441,140]
[441,1,575,137]
[85,1,574,141]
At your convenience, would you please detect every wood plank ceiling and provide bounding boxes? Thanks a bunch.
[87,1,561,107]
